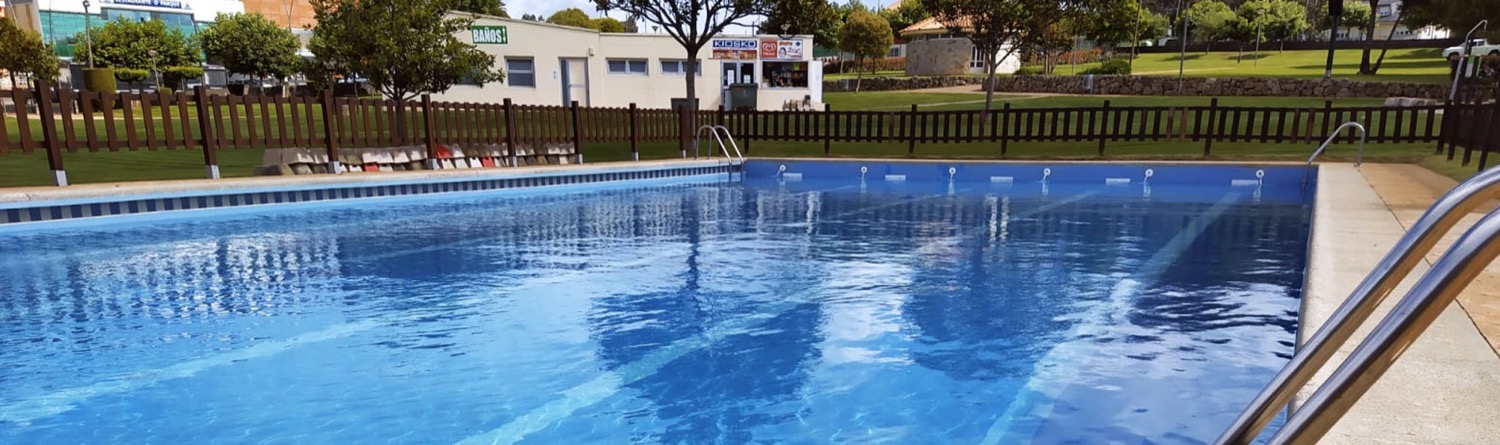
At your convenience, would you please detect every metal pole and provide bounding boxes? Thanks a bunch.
[1176,0,1190,95]
[1323,8,1339,78]
[1449,20,1489,102]
[83,0,94,69]
[1254,9,1263,67]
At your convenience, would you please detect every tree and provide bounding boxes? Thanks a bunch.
[309,0,502,141]
[763,0,843,49]
[593,0,772,116]
[1398,0,1500,38]
[879,0,931,34]
[1080,0,1145,50]
[593,17,626,32]
[1,18,61,87]
[923,0,1083,112]
[451,0,508,17]
[1235,0,1307,53]
[838,10,893,91]
[198,13,301,87]
[72,18,199,72]
[1184,0,1239,52]
[1336,0,1372,37]
[520,13,540,21]
[547,8,596,29]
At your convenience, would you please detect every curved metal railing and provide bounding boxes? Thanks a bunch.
[1216,166,1500,444]
[1303,121,1367,187]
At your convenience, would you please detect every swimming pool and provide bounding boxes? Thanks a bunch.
[0,161,1310,443]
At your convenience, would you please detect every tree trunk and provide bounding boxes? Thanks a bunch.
[684,48,700,154]
[1371,21,1401,74]
[983,56,998,113]
[1359,0,1377,74]
[856,60,864,93]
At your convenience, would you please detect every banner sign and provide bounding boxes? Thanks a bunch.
[711,39,759,60]
[760,39,804,60]
[471,26,509,45]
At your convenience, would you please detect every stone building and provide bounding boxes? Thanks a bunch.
[898,17,1019,77]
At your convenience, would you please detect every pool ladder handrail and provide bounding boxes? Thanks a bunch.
[1303,121,1367,187]
[695,125,744,179]
[1216,165,1500,445]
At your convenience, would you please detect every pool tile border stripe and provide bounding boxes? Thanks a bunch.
[0,165,733,225]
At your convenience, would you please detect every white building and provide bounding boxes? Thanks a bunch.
[897,17,1021,76]
[439,16,823,111]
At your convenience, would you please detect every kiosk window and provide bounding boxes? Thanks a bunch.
[761,62,809,88]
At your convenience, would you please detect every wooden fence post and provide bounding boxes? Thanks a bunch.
[1203,98,1218,158]
[679,104,689,159]
[503,98,518,166]
[35,81,67,186]
[1098,100,1110,157]
[908,104,918,157]
[570,100,584,164]
[823,103,833,155]
[422,94,438,169]
[1000,103,1011,159]
[1321,100,1334,141]
[319,89,341,174]
[1436,100,1453,156]
[193,85,220,179]
[628,103,640,161]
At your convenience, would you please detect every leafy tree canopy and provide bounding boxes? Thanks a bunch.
[1396,0,1499,38]
[838,10,893,60]
[1236,0,1308,42]
[309,0,502,103]
[763,0,842,49]
[451,0,508,17]
[72,18,199,70]
[923,0,1086,111]
[593,17,626,32]
[1,17,61,84]
[547,8,595,29]
[878,0,931,35]
[1337,0,1372,31]
[1184,0,1239,41]
[198,13,301,80]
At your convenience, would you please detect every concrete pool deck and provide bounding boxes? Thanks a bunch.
[1303,163,1500,444]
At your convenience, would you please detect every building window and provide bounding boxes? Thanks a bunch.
[102,9,197,37]
[660,59,701,76]
[762,62,809,88]
[1377,5,1391,17]
[607,59,648,75]
[507,58,535,87]
[971,47,987,70]
[38,11,91,57]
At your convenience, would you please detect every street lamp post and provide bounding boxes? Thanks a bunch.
[1254,8,1264,67]
[148,50,159,90]
[1177,0,1190,96]
[82,0,95,69]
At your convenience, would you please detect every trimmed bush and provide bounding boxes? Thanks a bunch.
[82,68,118,92]
[162,66,204,91]
[114,68,150,82]
[1082,59,1132,75]
[825,57,906,73]
[1013,66,1046,76]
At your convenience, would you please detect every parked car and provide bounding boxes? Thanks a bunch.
[1443,39,1500,61]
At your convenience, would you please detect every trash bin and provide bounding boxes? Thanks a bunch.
[670,98,699,111]
[727,83,758,110]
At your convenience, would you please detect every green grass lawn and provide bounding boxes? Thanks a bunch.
[1050,47,1451,83]
[823,92,1386,111]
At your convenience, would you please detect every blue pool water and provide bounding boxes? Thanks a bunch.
[0,163,1310,444]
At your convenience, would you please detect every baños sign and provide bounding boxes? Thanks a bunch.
[471,26,509,45]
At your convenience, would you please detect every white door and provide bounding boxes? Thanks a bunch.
[560,58,589,106]
[721,62,755,108]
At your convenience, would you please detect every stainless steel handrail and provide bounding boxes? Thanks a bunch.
[1303,121,1367,186]
[1215,166,1500,445]
[694,125,744,165]
[1269,206,1500,444]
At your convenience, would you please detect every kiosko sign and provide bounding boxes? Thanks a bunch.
[471,26,508,45]
[711,39,758,60]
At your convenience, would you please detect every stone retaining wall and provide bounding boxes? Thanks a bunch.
[822,75,1450,99]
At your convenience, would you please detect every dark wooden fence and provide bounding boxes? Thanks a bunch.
[3,81,1490,185]
[724,99,1445,158]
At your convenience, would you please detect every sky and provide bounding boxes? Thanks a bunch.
[501,0,781,34]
